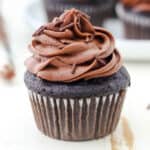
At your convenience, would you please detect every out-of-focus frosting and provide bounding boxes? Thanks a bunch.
[121,0,150,13]
[25,9,122,82]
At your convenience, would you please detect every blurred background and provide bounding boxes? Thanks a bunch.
[0,0,150,83]
[0,0,150,149]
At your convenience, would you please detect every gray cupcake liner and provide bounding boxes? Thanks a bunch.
[123,22,150,39]
[28,89,126,141]
[46,0,105,4]
[44,1,112,13]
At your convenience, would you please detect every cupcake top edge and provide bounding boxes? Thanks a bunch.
[25,8,123,83]
[121,0,150,13]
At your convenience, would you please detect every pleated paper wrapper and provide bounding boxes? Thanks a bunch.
[28,90,126,141]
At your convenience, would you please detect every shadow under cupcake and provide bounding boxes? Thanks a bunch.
[24,8,130,141]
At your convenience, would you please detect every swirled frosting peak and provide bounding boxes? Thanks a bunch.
[25,8,122,82]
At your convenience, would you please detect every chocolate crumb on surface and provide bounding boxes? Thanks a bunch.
[0,64,15,80]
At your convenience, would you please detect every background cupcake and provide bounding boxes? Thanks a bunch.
[111,0,119,17]
[42,0,114,26]
[116,0,150,39]
[24,9,130,141]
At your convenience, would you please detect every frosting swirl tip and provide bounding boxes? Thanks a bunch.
[25,8,122,82]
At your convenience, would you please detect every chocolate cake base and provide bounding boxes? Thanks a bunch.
[24,67,130,98]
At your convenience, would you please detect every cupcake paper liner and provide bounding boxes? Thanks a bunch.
[123,22,150,39]
[28,90,126,141]
[47,0,99,4]
[43,1,112,25]
[116,3,150,39]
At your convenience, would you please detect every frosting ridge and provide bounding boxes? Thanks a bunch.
[25,9,122,82]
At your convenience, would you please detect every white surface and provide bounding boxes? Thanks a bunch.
[0,63,150,150]
[116,40,150,61]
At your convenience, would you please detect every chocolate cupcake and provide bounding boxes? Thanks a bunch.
[42,0,113,26]
[116,0,150,39]
[24,9,130,141]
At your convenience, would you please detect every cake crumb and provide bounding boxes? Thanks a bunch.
[0,64,15,80]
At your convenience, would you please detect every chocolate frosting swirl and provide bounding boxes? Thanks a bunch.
[25,9,122,82]
[122,0,150,13]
